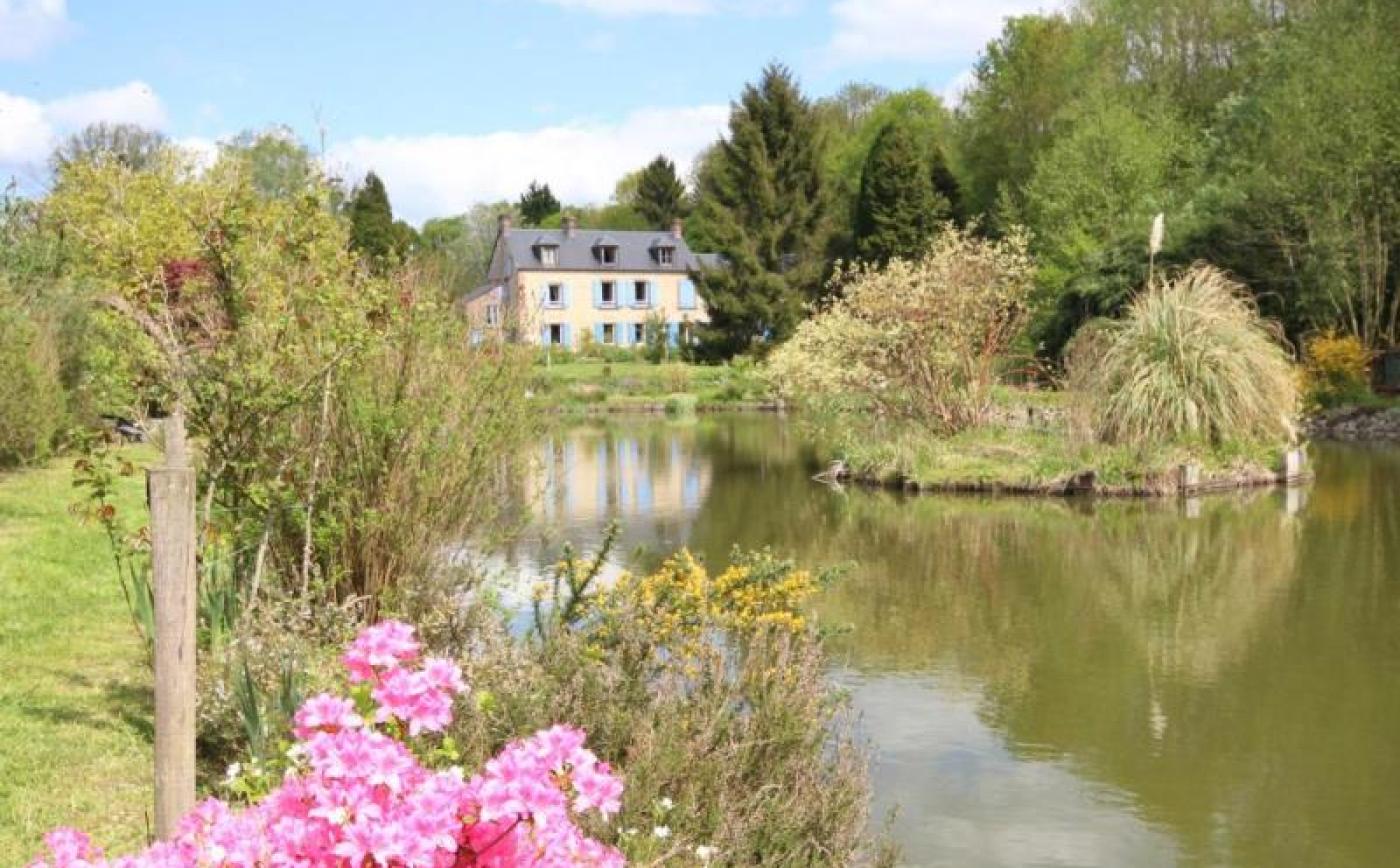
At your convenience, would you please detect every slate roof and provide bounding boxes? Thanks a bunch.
[495,228,715,275]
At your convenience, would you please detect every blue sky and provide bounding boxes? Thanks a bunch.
[0,0,1059,223]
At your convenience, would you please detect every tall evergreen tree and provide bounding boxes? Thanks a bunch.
[518,181,560,226]
[634,156,687,227]
[348,171,397,264]
[692,64,826,358]
[853,120,947,264]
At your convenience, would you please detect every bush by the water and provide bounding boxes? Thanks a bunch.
[1067,265,1299,448]
[767,226,1035,434]
[1301,330,1373,410]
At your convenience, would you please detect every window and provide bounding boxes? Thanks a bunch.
[485,303,500,326]
[657,247,674,266]
[540,246,558,266]
[548,324,565,346]
[632,323,645,345]
[600,246,617,265]
[601,323,616,345]
[633,280,648,306]
[601,281,617,306]
[547,283,564,306]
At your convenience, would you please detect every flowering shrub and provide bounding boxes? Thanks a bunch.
[1301,329,1373,409]
[29,621,624,868]
[766,226,1035,434]
[583,549,819,658]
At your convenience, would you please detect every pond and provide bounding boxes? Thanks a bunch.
[494,413,1400,867]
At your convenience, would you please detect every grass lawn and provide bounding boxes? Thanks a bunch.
[531,359,772,410]
[0,446,156,863]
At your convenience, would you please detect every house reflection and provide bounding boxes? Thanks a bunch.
[535,424,711,528]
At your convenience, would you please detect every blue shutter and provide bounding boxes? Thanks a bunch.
[679,279,696,309]
[667,322,680,347]
[594,323,604,345]
[645,280,654,308]
[561,282,570,308]
[618,323,630,347]
[593,280,602,308]
[540,325,550,345]
[537,283,548,308]
[563,324,572,348]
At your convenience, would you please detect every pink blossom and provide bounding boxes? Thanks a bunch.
[343,619,421,683]
[293,693,364,739]
[32,622,625,868]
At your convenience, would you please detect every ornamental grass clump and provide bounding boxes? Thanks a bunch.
[1069,264,1299,448]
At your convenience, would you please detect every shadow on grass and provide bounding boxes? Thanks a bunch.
[14,673,154,743]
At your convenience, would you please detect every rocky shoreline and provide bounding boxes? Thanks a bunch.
[1304,405,1400,441]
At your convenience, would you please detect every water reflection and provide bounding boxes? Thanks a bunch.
[502,416,1400,867]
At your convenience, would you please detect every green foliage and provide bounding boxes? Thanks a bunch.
[1067,265,1299,448]
[641,310,669,363]
[820,87,958,259]
[0,295,64,467]
[417,202,514,297]
[517,180,560,226]
[632,155,688,228]
[853,118,947,265]
[957,14,1110,219]
[693,64,827,358]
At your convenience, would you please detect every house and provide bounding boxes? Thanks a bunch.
[463,214,716,350]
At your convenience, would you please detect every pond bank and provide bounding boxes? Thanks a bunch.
[1305,404,1400,441]
[821,454,1309,498]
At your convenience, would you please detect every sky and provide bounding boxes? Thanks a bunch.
[0,0,1061,224]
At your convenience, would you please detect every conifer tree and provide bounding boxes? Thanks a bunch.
[692,64,826,358]
[348,171,398,264]
[853,120,948,264]
[518,181,560,226]
[634,156,687,227]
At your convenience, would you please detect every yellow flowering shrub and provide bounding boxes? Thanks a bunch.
[1302,330,1373,409]
[585,549,820,659]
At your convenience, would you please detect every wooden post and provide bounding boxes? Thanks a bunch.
[149,455,196,838]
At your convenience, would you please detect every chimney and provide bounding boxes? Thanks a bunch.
[563,214,578,240]
[498,213,512,234]
[671,218,684,240]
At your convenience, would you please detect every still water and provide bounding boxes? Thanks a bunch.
[495,414,1400,867]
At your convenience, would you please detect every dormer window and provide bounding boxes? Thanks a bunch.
[534,236,559,266]
[592,235,620,266]
[651,238,677,266]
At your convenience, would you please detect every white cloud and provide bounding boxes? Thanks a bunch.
[328,104,730,225]
[828,0,1066,64]
[0,91,51,163]
[941,67,978,109]
[0,0,69,60]
[0,80,167,168]
[45,81,166,130]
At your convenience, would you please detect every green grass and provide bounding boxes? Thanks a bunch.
[0,446,156,863]
[531,359,772,411]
